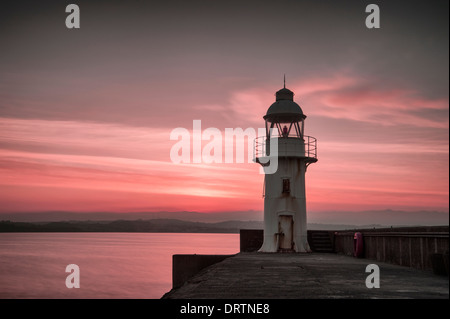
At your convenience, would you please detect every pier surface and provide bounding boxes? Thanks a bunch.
[163,252,448,299]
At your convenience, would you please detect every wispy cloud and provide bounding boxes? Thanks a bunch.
[0,68,448,215]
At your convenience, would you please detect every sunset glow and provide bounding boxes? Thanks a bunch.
[0,0,448,225]
[0,71,448,217]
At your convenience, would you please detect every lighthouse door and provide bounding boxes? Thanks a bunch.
[278,215,293,251]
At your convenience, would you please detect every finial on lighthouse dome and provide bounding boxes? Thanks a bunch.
[276,75,294,101]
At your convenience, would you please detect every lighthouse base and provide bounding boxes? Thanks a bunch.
[258,234,312,253]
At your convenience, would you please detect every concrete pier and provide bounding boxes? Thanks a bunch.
[163,252,449,299]
[172,254,234,289]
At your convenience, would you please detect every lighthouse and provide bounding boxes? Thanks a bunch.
[254,82,317,253]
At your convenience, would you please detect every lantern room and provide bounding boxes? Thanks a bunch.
[263,86,306,140]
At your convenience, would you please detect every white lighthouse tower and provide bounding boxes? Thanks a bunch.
[254,82,317,253]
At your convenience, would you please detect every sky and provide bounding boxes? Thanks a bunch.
[0,0,448,224]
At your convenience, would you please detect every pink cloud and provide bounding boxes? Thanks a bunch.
[196,72,448,130]
[297,79,448,128]
[0,67,448,217]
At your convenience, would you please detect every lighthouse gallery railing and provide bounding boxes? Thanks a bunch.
[254,136,317,160]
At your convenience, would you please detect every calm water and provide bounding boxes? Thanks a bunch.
[0,233,239,299]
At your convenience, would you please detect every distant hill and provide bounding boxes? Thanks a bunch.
[0,211,264,223]
[0,218,429,233]
[0,209,447,229]
[0,219,260,233]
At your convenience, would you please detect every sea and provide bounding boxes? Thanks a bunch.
[0,232,239,299]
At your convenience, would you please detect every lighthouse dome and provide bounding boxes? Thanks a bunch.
[264,87,306,122]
